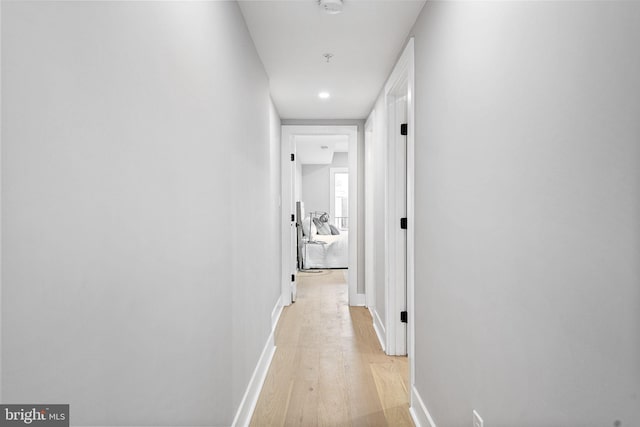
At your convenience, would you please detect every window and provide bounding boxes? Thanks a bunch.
[330,168,348,230]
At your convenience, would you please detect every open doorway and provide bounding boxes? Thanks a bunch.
[363,37,416,418]
[377,39,414,361]
[383,38,416,414]
[297,137,349,271]
[280,125,361,307]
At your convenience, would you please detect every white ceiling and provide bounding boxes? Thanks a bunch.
[296,134,349,164]
[238,1,425,119]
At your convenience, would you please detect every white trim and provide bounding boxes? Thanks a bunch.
[231,298,282,427]
[363,114,375,309]
[281,125,359,306]
[410,386,438,427]
[369,306,386,352]
[379,37,417,410]
[281,128,296,306]
[383,39,414,357]
[346,126,359,305]
[271,295,283,330]
[406,37,417,394]
[230,331,276,427]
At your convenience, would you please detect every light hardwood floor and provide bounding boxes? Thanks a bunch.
[250,270,413,427]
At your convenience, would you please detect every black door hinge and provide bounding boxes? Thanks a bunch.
[291,153,295,161]
[400,123,408,136]
[291,274,295,282]
[291,214,295,222]
[400,217,407,229]
[401,311,408,323]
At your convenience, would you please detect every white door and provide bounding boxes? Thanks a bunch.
[393,95,408,355]
[380,36,415,390]
[386,88,409,356]
[290,144,297,302]
[398,97,408,352]
[281,130,297,304]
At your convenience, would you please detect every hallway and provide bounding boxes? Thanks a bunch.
[3,1,640,425]
[251,270,412,426]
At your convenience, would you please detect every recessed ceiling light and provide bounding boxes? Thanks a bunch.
[318,0,343,15]
[318,92,330,99]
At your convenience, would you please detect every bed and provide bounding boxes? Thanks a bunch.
[296,201,348,270]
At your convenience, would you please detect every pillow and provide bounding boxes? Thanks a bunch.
[313,218,332,235]
[329,224,341,235]
[301,215,317,237]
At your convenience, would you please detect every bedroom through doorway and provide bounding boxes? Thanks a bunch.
[280,125,361,307]
[296,135,349,272]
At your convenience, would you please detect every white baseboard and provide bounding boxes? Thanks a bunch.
[271,295,283,330]
[231,330,276,427]
[231,299,281,427]
[369,306,386,352]
[410,386,437,427]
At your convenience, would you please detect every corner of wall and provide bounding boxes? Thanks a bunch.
[369,306,386,352]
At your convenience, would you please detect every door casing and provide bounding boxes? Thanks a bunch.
[382,37,416,407]
[280,125,361,306]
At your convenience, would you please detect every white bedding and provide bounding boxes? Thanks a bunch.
[302,231,348,269]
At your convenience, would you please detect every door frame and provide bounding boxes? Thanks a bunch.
[281,129,297,304]
[364,119,375,309]
[383,36,416,387]
[280,125,361,306]
[386,86,408,356]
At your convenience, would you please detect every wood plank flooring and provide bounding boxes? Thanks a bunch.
[250,270,413,427]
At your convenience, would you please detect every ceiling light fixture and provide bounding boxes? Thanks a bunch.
[318,92,330,99]
[318,0,343,15]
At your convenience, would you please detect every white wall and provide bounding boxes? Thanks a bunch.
[300,152,348,215]
[407,2,640,426]
[1,2,280,425]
